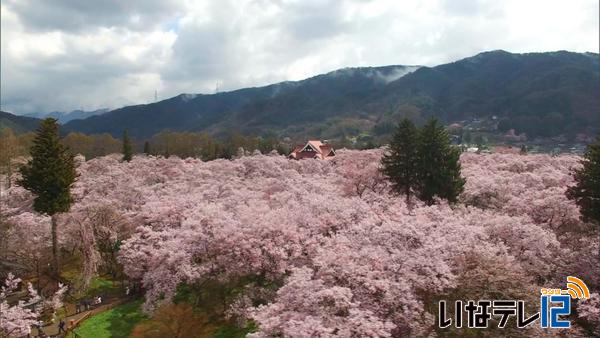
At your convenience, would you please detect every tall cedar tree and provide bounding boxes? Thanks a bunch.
[143,141,151,155]
[417,118,465,205]
[18,118,77,276]
[122,129,133,162]
[381,119,420,206]
[566,136,600,224]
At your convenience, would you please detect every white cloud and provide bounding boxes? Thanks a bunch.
[1,0,598,114]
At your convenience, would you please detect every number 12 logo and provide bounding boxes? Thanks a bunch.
[540,295,570,328]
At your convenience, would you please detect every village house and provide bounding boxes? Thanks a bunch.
[288,140,336,160]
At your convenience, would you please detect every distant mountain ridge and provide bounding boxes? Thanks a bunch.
[11,50,600,140]
[362,50,600,139]
[63,64,422,139]
[25,108,109,123]
[0,111,41,133]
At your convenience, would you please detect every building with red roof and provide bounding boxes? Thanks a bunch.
[288,140,336,160]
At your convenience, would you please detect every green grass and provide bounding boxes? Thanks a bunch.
[213,322,257,338]
[62,266,121,300]
[86,277,119,297]
[73,300,147,338]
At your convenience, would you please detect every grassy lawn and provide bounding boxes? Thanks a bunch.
[62,269,122,300]
[73,300,147,338]
[213,322,256,338]
[85,276,121,297]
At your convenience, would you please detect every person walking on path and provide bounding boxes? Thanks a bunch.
[34,322,47,337]
[58,319,66,334]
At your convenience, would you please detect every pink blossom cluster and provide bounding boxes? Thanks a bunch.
[1,150,598,336]
[578,294,600,336]
[0,273,67,337]
[460,152,582,229]
[0,273,40,337]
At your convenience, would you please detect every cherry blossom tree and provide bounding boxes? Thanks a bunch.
[0,273,67,337]
[0,273,39,337]
[1,148,596,337]
[577,293,600,336]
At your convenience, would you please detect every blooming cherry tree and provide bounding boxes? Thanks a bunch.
[0,273,68,337]
[1,149,596,336]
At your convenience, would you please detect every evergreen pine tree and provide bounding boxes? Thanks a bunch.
[122,129,133,162]
[462,130,472,145]
[566,137,600,224]
[18,118,77,276]
[143,141,151,155]
[276,144,289,156]
[381,119,420,206]
[520,144,528,154]
[417,118,465,205]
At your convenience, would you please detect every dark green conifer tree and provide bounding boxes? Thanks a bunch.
[520,144,528,155]
[18,118,77,276]
[566,137,600,225]
[122,129,133,162]
[417,118,465,205]
[381,118,420,206]
[462,130,472,145]
[143,140,151,155]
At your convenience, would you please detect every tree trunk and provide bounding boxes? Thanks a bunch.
[36,260,40,291]
[7,162,12,189]
[51,214,60,279]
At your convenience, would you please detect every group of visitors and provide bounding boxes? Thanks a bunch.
[32,283,139,337]
[74,295,102,314]
[29,282,140,337]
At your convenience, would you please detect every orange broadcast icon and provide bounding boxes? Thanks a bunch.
[563,276,590,300]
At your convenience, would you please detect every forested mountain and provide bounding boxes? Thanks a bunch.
[0,111,41,133]
[49,51,600,140]
[370,50,600,138]
[25,108,109,123]
[63,65,420,139]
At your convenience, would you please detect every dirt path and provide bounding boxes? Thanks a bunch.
[33,296,125,337]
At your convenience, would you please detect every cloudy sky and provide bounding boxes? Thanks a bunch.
[1,0,598,114]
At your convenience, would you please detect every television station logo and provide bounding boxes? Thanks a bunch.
[438,276,591,330]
